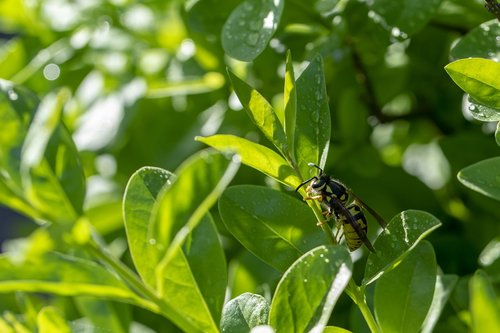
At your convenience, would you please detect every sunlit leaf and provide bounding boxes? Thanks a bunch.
[469,270,500,332]
[196,134,301,188]
[222,0,284,61]
[0,252,141,304]
[375,241,437,333]
[219,185,325,272]
[227,70,288,155]
[37,307,71,333]
[146,72,225,98]
[294,55,330,179]
[363,210,441,285]
[451,20,500,60]
[220,293,269,333]
[123,166,175,287]
[458,157,500,201]
[269,245,352,333]
[445,58,500,109]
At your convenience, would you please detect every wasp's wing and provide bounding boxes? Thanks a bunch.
[350,193,387,228]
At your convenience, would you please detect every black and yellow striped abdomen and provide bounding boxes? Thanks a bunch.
[340,204,368,251]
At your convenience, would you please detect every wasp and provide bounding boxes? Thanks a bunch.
[295,163,386,252]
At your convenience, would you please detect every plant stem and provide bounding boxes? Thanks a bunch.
[350,283,382,333]
[85,241,164,314]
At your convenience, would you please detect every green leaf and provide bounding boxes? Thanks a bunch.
[227,70,288,155]
[451,20,500,60]
[269,245,352,333]
[370,0,443,36]
[496,122,500,146]
[469,270,500,332]
[196,134,301,188]
[158,215,226,333]
[123,166,175,287]
[0,79,37,187]
[0,252,141,304]
[421,273,458,333]
[219,185,325,272]
[458,157,500,201]
[295,55,330,179]
[150,149,239,269]
[445,58,500,109]
[323,327,352,333]
[222,0,284,61]
[37,307,71,333]
[75,298,130,333]
[146,72,225,98]
[466,96,500,122]
[0,311,30,333]
[363,210,441,285]
[220,292,270,333]
[374,241,437,333]
[0,178,39,220]
[284,50,297,160]
[21,89,86,223]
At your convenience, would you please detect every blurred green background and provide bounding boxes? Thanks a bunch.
[0,0,499,331]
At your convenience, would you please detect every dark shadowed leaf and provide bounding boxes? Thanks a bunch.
[374,241,437,333]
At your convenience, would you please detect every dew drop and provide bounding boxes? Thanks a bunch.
[7,89,18,101]
[148,238,157,245]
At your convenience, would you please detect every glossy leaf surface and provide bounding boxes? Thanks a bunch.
[363,210,441,285]
[196,134,301,188]
[123,166,175,287]
[219,185,325,272]
[451,20,500,60]
[294,55,330,179]
[269,245,352,333]
[228,70,288,155]
[458,157,500,201]
[220,292,269,333]
[222,0,284,61]
[445,58,500,109]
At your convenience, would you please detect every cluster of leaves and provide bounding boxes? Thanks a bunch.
[0,0,499,332]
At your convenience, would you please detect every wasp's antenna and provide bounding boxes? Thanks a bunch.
[307,163,323,175]
[295,176,317,192]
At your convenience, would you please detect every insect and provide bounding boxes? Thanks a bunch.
[295,163,386,252]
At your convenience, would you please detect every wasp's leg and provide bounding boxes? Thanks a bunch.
[304,195,323,201]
